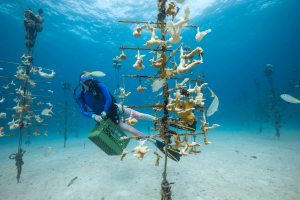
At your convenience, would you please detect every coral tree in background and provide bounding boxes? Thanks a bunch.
[263,64,287,138]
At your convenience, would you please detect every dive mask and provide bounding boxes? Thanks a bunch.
[80,73,93,83]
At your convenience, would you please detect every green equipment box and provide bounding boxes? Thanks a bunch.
[87,119,130,155]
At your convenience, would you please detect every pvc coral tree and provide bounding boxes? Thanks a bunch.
[117,0,219,199]
[0,6,54,182]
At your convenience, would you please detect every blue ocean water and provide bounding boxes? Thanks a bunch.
[0,0,300,199]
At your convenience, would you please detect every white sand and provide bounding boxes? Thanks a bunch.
[0,130,300,200]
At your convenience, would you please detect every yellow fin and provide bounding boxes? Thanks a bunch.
[49,107,54,114]
[207,87,216,97]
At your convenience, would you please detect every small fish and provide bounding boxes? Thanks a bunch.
[280,94,300,104]
[86,71,106,77]
[207,87,219,117]
[42,107,54,115]
[152,79,167,92]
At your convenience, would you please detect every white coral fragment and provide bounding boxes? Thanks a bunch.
[133,24,147,37]
[13,103,23,114]
[137,86,146,92]
[35,114,44,123]
[133,50,146,70]
[176,47,203,74]
[38,68,55,79]
[121,88,131,98]
[120,149,129,161]
[179,143,189,156]
[10,79,16,86]
[3,83,10,90]
[15,86,24,96]
[28,79,36,87]
[0,127,4,137]
[195,27,211,42]
[167,5,190,44]
[200,112,220,145]
[8,119,19,130]
[149,51,163,69]
[0,112,6,119]
[144,22,167,48]
[13,96,20,103]
[188,83,207,107]
[30,67,38,74]
[14,66,28,80]
[125,109,138,125]
[134,140,151,161]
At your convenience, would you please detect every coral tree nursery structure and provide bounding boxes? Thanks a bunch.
[263,64,287,138]
[56,81,75,147]
[0,6,54,182]
[117,1,219,199]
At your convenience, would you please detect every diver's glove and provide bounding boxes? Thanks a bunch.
[94,115,105,124]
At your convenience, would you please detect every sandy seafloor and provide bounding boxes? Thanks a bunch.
[0,129,300,200]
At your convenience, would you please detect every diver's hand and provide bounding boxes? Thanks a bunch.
[101,111,107,118]
[94,115,105,124]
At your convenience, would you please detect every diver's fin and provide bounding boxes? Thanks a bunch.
[169,118,197,131]
[149,138,181,162]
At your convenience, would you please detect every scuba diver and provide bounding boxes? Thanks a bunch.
[74,71,182,161]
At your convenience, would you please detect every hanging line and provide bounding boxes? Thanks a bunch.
[185,129,188,143]
[118,68,120,87]
[123,76,125,90]
[115,67,118,86]
[49,83,52,101]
